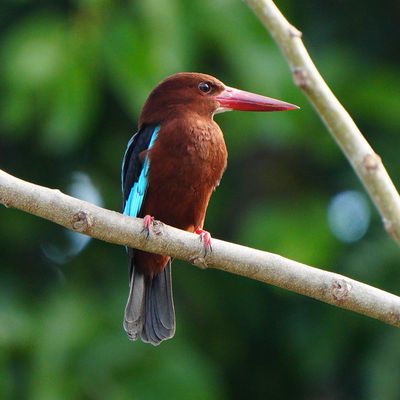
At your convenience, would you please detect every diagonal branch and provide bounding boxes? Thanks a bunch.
[246,0,400,244]
[1,168,400,328]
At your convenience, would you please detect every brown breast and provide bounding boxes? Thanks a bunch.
[135,115,227,276]
[143,115,227,231]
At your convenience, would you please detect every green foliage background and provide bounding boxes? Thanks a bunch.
[1,0,400,398]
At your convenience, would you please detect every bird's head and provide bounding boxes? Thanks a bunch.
[139,72,298,126]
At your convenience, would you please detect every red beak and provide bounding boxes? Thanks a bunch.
[216,86,299,112]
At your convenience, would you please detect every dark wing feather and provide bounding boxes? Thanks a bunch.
[121,123,176,345]
[122,124,159,209]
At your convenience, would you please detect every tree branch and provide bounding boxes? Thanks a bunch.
[1,168,400,327]
[246,0,400,244]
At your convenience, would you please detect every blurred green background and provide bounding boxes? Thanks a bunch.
[1,0,400,399]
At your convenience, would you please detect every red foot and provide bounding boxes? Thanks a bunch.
[195,227,212,256]
[142,215,155,238]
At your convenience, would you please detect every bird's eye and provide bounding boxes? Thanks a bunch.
[198,82,212,93]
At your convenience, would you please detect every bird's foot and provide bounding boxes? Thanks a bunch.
[142,215,155,238]
[195,227,212,256]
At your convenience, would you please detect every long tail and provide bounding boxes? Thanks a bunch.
[123,259,175,346]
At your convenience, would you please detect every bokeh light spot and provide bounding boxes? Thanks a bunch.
[42,172,103,264]
[327,190,370,243]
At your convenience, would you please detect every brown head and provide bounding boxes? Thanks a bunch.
[139,72,298,127]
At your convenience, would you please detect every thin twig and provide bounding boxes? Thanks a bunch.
[246,0,400,243]
[1,168,400,327]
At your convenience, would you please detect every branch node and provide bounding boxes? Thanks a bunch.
[363,153,382,173]
[151,220,164,236]
[288,24,302,38]
[292,67,310,89]
[331,279,352,302]
[72,211,93,233]
[190,256,209,269]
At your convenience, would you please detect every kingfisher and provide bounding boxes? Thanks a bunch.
[122,72,298,345]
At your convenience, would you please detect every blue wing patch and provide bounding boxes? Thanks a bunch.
[123,125,160,217]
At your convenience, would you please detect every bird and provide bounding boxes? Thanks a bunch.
[121,72,298,345]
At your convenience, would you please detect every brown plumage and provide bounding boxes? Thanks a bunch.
[121,72,298,345]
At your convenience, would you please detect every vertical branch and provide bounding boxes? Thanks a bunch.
[246,0,400,243]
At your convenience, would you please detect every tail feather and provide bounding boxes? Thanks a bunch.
[143,270,175,343]
[123,268,145,340]
[124,260,175,346]
[153,263,175,329]
[142,283,160,344]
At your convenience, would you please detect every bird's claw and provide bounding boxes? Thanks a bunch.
[195,227,212,256]
[142,215,155,238]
